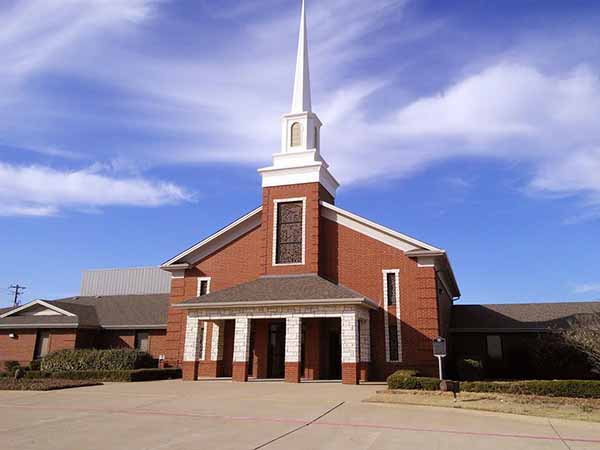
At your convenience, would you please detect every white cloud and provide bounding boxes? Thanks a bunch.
[1,0,600,221]
[0,162,192,217]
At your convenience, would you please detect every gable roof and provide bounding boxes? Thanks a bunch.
[0,294,169,329]
[176,274,378,309]
[0,300,77,319]
[161,206,262,269]
[451,301,600,332]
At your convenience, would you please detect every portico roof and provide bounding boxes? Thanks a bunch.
[175,274,378,310]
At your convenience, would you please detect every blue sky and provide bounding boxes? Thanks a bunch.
[1,0,600,307]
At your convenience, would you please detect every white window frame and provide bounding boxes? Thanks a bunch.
[383,269,402,362]
[272,197,306,267]
[197,277,211,297]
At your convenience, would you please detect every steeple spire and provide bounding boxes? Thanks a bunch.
[258,0,339,199]
[291,0,312,113]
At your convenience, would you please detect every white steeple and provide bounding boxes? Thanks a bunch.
[258,0,339,198]
[291,0,312,113]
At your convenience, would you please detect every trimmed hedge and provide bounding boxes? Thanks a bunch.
[25,368,182,382]
[462,380,600,399]
[41,349,155,372]
[387,371,440,391]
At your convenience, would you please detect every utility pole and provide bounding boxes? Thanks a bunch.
[9,284,26,307]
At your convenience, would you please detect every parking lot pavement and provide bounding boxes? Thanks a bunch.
[1,380,599,450]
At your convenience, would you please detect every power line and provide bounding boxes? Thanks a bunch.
[9,284,26,307]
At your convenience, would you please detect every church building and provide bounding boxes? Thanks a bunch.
[159,1,460,385]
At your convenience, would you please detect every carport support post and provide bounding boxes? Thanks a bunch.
[232,317,250,382]
[284,316,301,383]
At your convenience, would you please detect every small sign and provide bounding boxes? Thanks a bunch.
[433,337,447,357]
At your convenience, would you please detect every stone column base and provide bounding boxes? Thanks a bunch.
[285,362,301,383]
[342,363,359,385]
[232,362,248,382]
[182,361,199,381]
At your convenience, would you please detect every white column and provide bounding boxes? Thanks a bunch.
[285,316,301,362]
[359,315,371,363]
[341,312,359,364]
[183,316,203,362]
[210,320,224,361]
[233,317,250,362]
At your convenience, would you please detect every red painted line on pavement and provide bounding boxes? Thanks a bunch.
[3,404,599,445]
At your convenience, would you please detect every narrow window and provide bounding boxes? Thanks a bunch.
[275,201,303,264]
[486,335,503,360]
[197,278,211,297]
[386,272,397,306]
[314,126,319,148]
[388,323,399,361]
[198,324,205,360]
[135,332,150,353]
[34,330,50,359]
[291,122,301,147]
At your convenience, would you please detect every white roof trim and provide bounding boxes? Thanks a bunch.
[162,206,262,267]
[320,201,442,253]
[0,300,77,319]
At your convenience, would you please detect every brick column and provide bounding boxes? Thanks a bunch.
[182,316,203,381]
[284,316,301,383]
[232,317,250,382]
[341,312,359,385]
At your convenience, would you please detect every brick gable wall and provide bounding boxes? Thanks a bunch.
[319,216,441,378]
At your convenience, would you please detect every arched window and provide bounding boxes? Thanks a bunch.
[291,122,301,147]
[314,126,319,148]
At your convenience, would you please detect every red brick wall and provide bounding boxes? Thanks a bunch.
[0,330,37,366]
[261,183,333,276]
[0,329,78,368]
[97,330,167,359]
[320,217,441,378]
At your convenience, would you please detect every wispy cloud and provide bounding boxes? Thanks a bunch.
[0,162,192,217]
[1,0,600,222]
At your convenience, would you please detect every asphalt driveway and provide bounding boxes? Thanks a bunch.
[1,380,599,450]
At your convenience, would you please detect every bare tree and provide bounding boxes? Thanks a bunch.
[563,313,600,376]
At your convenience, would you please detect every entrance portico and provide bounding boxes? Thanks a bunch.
[180,276,376,384]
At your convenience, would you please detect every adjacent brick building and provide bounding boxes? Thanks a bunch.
[0,295,168,367]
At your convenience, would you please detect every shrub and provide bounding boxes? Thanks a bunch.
[387,371,440,391]
[457,359,484,381]
[4,361,20,374]
[41,349,155,372]
[29,359,41,371]
[462,380,600,399]
[391,369,420,378]
[25,368,182,382]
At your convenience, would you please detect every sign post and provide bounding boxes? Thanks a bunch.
[432,337,447,380]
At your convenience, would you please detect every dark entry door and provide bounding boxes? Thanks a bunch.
[329,330,342,380]
[267,321,285,378]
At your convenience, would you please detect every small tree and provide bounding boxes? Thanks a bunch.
[562,313,600,377]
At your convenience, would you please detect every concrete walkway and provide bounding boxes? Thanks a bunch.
[1,380,599,450]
